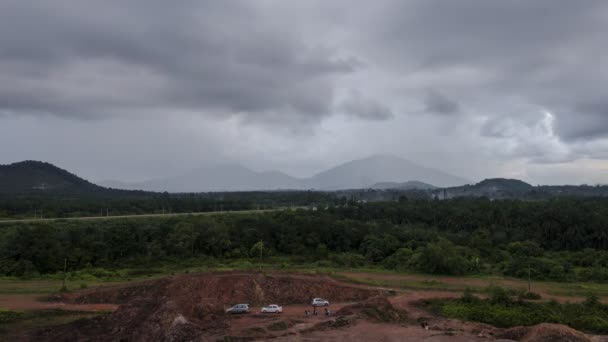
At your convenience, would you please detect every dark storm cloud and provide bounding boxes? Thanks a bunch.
[364,0,608,145]
[0,1,359,121]
[554,101,608,141]
[339,90,393,121]
[3,0,608,185]
[423,90,459,115]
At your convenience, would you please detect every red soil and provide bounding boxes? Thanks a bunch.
[14,271,607,342]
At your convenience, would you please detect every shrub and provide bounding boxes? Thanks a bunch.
[0,309,23,324]
[584,293,600,308]
[518,291,541,300]
[461,288,477,303]
[427,296,608,334]
[487,286,511,305]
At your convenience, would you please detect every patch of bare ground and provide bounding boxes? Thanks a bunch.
[0,293,117,312]
[37,272,384,341]
[498,323,595,342]
[32,272,608,342]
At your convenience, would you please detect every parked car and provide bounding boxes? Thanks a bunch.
[261,304,283,313]
[311,298,329,306]
[226,304,250,314]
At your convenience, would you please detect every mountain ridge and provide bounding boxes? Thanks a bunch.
[1,155,469,193]
[99,154,469,192]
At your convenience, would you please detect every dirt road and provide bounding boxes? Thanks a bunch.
[0,208,285,224]
[0,294,117,312]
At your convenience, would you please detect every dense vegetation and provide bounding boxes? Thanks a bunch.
[2,198,608,282]
[0,191,337,219]
[425,288,608,333]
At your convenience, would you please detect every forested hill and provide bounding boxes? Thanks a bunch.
[0,160,107,194]
[434,178,608,199]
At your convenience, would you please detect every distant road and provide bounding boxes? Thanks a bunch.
[0,208,288,225]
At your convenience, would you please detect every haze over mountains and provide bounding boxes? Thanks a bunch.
[4,158,608,200]
[100,155,470,192]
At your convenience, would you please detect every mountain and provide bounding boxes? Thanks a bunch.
[0,161,104,194]
[102,164,301,192]
[371,180,437,190]
[306,155,468,189]
[101,155,469,192]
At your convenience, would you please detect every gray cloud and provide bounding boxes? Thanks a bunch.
[357,0,608,144]
[554,101,608,141]
[424,90,459,115]
[2,1,608,185]
[340,90,393,120]
[0,1,359,122]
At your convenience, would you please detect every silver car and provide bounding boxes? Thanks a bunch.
[226,304,250,314]
[311,298,329,306]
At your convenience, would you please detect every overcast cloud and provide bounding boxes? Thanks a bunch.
[2,0,608,185]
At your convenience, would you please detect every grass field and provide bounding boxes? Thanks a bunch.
[2,264,607,301]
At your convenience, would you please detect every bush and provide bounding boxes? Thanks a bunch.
[461,288,477,303]
[330,253,366,268]
[414,239,470,275]
[427,296,608,334]
[518,291,541,300]
[0,309,23,324]
[382,248,413,271]
[584,294,600,308]
[487,286,511,305]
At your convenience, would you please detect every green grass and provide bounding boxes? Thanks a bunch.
[424,295,608,334]
[2,261,608,301]
[330,270,608,301]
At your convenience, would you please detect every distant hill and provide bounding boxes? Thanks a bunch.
[305,155,468,189]
[102,155,469,192]
[437,178,534,199]
[0,161,104,194]
[102,164,301,192]
[371,180,437,190]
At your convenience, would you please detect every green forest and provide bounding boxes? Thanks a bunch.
[0,191,336,219]
[2,197,608,282]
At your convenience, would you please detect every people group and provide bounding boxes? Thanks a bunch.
[304,307,331,318]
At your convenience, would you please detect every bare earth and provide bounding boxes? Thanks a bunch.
[1,271,607,341]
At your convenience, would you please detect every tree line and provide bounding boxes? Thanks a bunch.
[2,197,608,282]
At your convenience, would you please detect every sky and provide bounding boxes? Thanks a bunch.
[1,0,608,185]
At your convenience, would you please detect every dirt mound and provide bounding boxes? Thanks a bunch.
[335,295,407,323]
[498,323,592,342]
[41,272,383,341]
[306,295,408,333]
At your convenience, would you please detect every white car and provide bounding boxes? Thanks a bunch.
[261,304,283,313]
[311,298,329,306]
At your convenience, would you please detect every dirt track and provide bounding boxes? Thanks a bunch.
[0,294,116,312]
[0,208,282,224]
